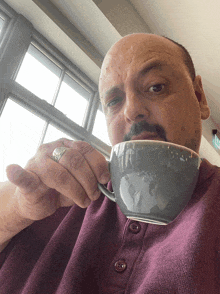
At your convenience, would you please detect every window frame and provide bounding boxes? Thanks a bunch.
[0,9,10,34]
[0,2,111,159]
[0,1,14,49]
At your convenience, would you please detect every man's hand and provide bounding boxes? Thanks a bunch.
[6,139,110,221]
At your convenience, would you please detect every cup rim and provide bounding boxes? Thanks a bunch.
[114,140,200,158]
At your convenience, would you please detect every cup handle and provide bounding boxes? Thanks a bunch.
[98,183,116,202]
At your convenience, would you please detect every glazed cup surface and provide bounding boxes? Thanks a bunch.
[99,140,200,225]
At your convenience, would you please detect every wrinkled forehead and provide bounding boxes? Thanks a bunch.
[99,35,183,97]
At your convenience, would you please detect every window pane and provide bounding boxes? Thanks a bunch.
[0,99,45,182]
[16,44,61,104]
[43,124,73,144]
[93,105,111,145]
[55,74,90,126]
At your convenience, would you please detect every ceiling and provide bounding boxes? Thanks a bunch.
[3,0,220,161]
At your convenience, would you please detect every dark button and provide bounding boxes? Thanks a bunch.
[129,222,141,234]
[114,259,127,273]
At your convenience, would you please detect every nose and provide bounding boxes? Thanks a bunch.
[124,91,150,124]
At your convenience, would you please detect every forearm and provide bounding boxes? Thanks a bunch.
[0,181,34,251]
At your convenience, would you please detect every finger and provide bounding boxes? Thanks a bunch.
[6,164,41,195]
[6,164,75,220]
[33,158,91,208]
[66,141,111,184]
[34,138,74,160]
[38,139,109,185]
[23,139,92,208]
[59,194,75,207]
[6,164,58,207]
[58,147,101,201]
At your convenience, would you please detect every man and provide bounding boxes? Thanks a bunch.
[0,33,220,293]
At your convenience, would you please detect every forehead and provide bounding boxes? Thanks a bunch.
[99,35,184,96]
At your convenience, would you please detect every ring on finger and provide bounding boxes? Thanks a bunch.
[52,147,68,162]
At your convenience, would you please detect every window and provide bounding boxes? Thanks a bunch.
[0,13,7,40]
[0,99,46,181]
[0,98,75,181]
[43,124,72,144]
[15,43,91,127]
[0,42,94,181]
[54,73,90,126]
[93,103,111,145]
[0,4,110,181]
[16,44,62,104]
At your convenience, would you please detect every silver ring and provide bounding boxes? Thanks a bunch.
[52,147,67,162]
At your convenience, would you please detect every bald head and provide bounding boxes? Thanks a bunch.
[99,34,195,94]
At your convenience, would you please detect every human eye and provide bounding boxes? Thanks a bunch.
[148,84,165,93]
[106,96,123,108]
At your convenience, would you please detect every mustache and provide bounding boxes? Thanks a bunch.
[123,121,167,142]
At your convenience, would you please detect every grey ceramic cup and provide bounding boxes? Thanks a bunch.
[98,140,201,225]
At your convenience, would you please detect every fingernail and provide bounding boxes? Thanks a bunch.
[100,172,111,184]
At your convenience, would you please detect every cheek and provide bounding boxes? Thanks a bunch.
[106,114,125,145]
[154,98,202,151]
[153,100,189,141]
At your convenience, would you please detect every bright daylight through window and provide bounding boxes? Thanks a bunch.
[54,73,90,126]
[0,43,90,181]
[0,40,110,181]
[93,104,111,146]
[0,99,45,181]
[16,44,62,104]
[43,124,72,144]
[0,7,111,182]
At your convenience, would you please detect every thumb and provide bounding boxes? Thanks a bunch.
[6,164,41,195]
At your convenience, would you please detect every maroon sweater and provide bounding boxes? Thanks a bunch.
[0,159,220,293]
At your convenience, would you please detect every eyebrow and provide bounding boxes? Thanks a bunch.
[139,61,163,77]
[103,85,124,100]
[103,61,165,100]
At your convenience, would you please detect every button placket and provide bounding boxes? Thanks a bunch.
[112,222,142,274]
[105,219,148,291]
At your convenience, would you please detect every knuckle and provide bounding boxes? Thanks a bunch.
[54,169,70,187]
[25,157,36,169]
[90,185,99,197]
[85,176,97,193]
[37,143,53,158]
[75,141,94,156]
[68,150,85,170]
[38,143,49,152]
[56,138,67,144]
[57,137,66,141]
[38,138,67,154]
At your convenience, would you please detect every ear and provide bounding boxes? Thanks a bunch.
[193,75,210,120]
